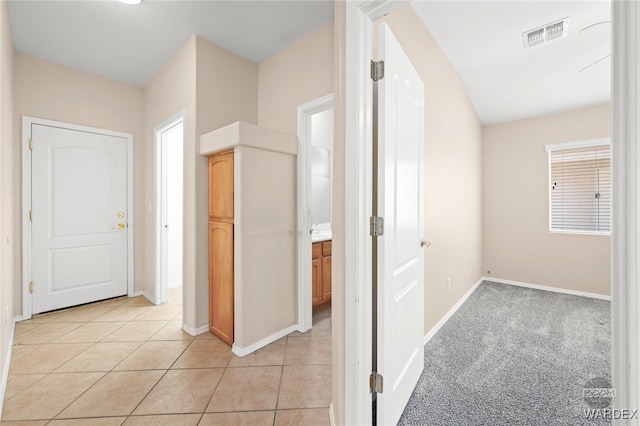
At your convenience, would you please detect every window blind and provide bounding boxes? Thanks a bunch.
[548,143,611,233]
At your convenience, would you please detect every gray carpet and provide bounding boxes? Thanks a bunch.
[399,281,611,426]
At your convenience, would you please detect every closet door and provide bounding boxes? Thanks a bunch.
[208,151,234,220]
[209,220,234,344]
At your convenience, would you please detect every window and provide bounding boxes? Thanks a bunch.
[546,139,611,234]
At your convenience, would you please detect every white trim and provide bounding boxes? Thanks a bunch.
[182,323,209,337]
[344,1,407,424]
[142,291,158,306]
[231,324,298,357]
[546,138,611,235]
[21,118,32,320]
[544,137,610,152]
[21,116,135,320]
[154,111,186,307]
[131,290,144,298]
[612,0,640,415]
[423,278,483,345]
[297,94,334,333]
[485,277,611,301]
[549,230,610,237]
[0,316,22,420]
[329,403,336,426]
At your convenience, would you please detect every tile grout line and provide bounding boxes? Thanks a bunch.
[115,319,194,421]
[271,335,291,425]
[47,303,153,422]
[199,345,233,419]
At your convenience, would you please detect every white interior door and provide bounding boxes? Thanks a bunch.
[376,23,425,426]
[31,123,128,314]
[158,120,184,304]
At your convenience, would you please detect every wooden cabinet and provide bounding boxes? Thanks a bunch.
[209,220,233,344]
[312,240,331,307]
[208,150,234,345]
[312,243,322,306]
[208,151,234,221]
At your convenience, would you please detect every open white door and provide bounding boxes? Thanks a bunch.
[31,123,129,314]
[376,23,425,426]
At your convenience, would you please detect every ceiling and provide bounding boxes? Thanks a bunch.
[412,1,611,125]
[7,0,334,88]
[8,1,610,125]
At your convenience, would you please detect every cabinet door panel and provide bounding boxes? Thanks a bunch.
[209,151,234,220]
[312,258,322,306]
[312,242,322,260]
[322,255,332,302]
[209,220,234,345]
[322,241,332,256]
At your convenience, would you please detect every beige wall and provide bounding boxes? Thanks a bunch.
[12,54,145,311]
[483,104,611,296]
[0,0,15,393]
[143,36,198,328]
[195,37,258,329]
[258,22,334,133]
[234,146,297,347]
[380,5,484,334]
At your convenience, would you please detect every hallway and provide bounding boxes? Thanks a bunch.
[1,288,331,425]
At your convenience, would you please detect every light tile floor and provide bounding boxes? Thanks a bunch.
[1,288,332,425]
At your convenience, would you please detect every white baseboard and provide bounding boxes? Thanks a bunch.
[232,324,298,358]
[130,290,144,298]
[296,320,312,334]
[142,291,160,305]
[424,277,483,345]
[484,277,611,301]
[329,402,336,426]
[0,316,22,420]
[182,324,209,337]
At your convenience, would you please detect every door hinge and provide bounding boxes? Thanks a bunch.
[29,210,32,222]
[370,372,384,393]
[29,138,33,150]
[371,60,385,81]
[370,216,384,237]
[29,281,34,294]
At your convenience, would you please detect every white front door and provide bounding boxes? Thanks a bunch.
[376,23,425,425]
[31,123,128,314]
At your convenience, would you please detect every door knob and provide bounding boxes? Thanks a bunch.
[112,223,126,230]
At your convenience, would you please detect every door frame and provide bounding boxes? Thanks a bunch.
[296,93,334,332]
[154,111,185,306]
[611,0,640,414]
[343,1,406,424]
[21,116,135,320]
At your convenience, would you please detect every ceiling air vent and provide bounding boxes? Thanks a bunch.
[523,18,569,48]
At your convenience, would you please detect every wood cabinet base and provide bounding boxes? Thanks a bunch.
[312,240,331,307]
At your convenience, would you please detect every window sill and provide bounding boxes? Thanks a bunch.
[549,229,611,236]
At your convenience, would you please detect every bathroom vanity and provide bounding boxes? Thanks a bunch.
[312,239,331,306]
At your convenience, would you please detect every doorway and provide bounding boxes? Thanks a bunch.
[297,94,334,332]
[155,113,184,307]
